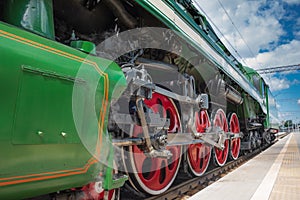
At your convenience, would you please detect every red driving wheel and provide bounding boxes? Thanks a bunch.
[212,109,229,166]
[229,113,241,160]
[126,93,182,195]
[187,110,211,176]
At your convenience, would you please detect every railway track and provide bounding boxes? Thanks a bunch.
[120,135,288,200]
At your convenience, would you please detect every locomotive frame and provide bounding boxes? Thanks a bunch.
[0,0,279,199]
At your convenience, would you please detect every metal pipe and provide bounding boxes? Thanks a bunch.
[112,138,144,146]
[136,98,154,152]
[225,85,243,105]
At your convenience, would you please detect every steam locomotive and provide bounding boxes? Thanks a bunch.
[0,0,279,199]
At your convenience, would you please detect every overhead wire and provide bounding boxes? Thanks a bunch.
[194,0,299,120]
[193,0,299,121]
[194,0,264,70]
[193,0,246,64]
[216,0,258,61]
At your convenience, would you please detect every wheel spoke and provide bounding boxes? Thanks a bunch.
[126,93,182,194]
[213,109,229,166]
[140,158,163,187]
[229,113,241,160]
[187,110,211,176]
[195,146,201,167]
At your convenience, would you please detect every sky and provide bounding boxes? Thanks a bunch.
[194,0,300,125]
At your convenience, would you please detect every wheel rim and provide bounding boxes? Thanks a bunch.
[128,93,182,194]
[187,110,211,176]
[229,113,241,160]
[213,109,229,166]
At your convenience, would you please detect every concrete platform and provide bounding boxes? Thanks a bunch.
[189,132,300,200]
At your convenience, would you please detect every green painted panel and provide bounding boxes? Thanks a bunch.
[13,65,86,144]
[0,20,127,199]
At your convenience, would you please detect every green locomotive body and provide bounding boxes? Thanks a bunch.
[0,15,127,199]
[0,0,279,199]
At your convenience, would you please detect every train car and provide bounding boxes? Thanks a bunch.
[0,0,279,199]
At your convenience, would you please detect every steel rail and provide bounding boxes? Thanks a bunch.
[143,141,275,200]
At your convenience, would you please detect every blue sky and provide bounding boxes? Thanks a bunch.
[195,0,300,124]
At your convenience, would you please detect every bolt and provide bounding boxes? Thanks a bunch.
[37,131,43,136]
[61,132,67,137]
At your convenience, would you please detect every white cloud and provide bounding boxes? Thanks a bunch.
[264,76,290,92]
[195,0,285,59]
[294,18,300,40]
[245,40,300,68]
[194,0,300,94]
[298,99,300,105]
[194,0,300,70]
[262,74,300,92]
[295,31,300,39]
[280,70,300,76]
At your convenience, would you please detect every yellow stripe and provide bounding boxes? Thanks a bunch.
[0,28,111,184]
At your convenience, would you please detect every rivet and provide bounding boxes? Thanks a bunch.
[61,132,67,137]
[37,131,43,136]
